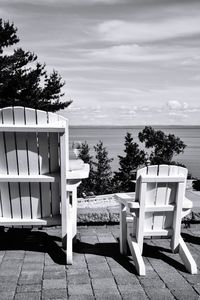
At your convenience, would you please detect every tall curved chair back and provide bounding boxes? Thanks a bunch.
[0,107,74,262]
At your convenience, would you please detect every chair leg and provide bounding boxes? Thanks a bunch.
[66,203,73,264]
[127,233,146,276]
[179,236,197,274]
[120,203,128,255]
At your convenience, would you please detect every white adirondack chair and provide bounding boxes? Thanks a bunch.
[115,165,197,276]
[0,106,89,264]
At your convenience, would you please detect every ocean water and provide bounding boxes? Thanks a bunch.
[69,125,200,178]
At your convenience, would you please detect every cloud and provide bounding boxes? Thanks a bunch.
[1,0,122,5]
[167,100,188,110]
[85,44,188,62]
[97,17,200,43]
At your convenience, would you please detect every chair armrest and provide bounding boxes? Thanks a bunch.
[183,197,193,209]
[114,193,139,210]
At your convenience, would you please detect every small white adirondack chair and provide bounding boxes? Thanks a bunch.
[115,165,197,276]
[0,106,89,264]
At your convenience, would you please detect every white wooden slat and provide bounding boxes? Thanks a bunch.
[3,108,21,219]
[144,229,173,236]
[0,111,8,218]
[0,124,65,132]
[0,183,11,218]
[120,203,128,255]
[48,112,60,216]
[25,108,41,219]
[145,165,157,234]
[30,182,41,218]
[0,174,59,182]
[164,165,179,230]
[14,107,31,220]
[136,181,147,253]
[179,236,198,274]
[127,234,146,276]
[37,110,51,218]
[141,176,185,183]
[152,165,169,232]
[171,181,185,252]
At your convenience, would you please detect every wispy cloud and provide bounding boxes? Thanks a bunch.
[97,17,200,43]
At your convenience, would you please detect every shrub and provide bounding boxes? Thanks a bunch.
[192,180,200,191]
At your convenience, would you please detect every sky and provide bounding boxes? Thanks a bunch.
[1,0,200,125]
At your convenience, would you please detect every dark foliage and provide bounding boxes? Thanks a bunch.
[113,132,146,192]
[192,180,200,191]
[93,141,113,195]
[0,19,72,111]
[138,126,186,165]
[77,142,95,197]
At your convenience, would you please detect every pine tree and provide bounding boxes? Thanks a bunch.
[77,141,95,197]
[93,141,113,195]
[113,132,146,192]
[0,19,72,111]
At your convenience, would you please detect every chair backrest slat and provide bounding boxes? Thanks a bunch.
[2,108,22,218]
[0,110,9,218]
[14,107,32,219]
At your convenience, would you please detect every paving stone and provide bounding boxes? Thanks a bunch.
[0,291,15,300]
[44,265,66,272]
[0,275,19,283]
[18,273,43,285]
[87,262,110,271]
[67,274,90,284]
[145,287,175,300]
[95,295,121,300]
[110,267,134,277]
[67,268,89,276]
[43,278,66,290]
[43,270,66,279]
[14,292,41,300]
[92,278,117,290]
[97,234,117,243]
[4,251,24,259]
[193,284,200,294]
[121,292,148,300]
[85,254,107,264]
[22,262,44,271]
[118,284,145,294]
[68,283,93,296]
[94,290,121,298]
[16,284,41,293]
[115,275,140,285]
[89,268,113,279]
[170,288,199,299]
[42,289,67,299]
[69,296,95,300]
[81,236,99,245]
[0,281,17,292]
[139,277,166,288]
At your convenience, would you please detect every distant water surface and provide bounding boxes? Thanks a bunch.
[69,125,200,178]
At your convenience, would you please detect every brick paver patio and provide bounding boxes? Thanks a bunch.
[0,222,199,300]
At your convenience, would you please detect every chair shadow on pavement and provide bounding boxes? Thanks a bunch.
[0,227,66,265]
[74,239,138,274]
[182,232,200,246]
[74,239,193,274]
